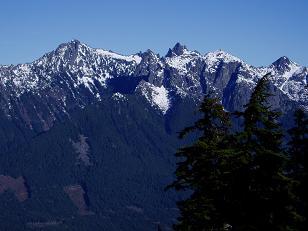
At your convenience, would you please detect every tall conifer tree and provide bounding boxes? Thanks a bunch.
[233,74,296,230]
[170,74,300,230]
[288,109,308,230]
[168,95,234,231]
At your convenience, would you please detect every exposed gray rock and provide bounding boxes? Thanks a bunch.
[0,40,307,132]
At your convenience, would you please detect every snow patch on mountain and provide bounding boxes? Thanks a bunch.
[0,40,307,124]
[137,82,170,114]
[204,50,242,73]
[0,40,143,101]
[273,61,302,90]
[95,49,142,64]
[151,85,170,113]
[236,75,257,86]
[278,67,307,102]
[112,92,127,101]
[165,49,200,74]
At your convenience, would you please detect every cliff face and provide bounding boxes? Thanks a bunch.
[0,40,307,133]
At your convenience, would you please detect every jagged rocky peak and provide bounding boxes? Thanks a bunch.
[32,39,92,69]
[271,56,293,71]
[62,39,82,48]
[54,39,90,58]
[202,50,243,74]
[55,39,83,53]
[139,49,159,61]
[273,56,291,65]
[166,42,188,57]
[0,39,307,123]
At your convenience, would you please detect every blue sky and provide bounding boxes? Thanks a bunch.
[0,0,307,66]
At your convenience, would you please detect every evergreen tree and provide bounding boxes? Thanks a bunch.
[233,74,296,230]
[288,109,308,230]
[170,74,300,230]
[168,95,234,231]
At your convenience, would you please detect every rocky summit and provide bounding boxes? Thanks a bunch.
[0,40,307,230]
[0,40,307,132]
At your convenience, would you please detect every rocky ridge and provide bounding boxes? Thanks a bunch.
[0,40,307,131]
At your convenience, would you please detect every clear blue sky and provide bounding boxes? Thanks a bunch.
[0,0,307,66]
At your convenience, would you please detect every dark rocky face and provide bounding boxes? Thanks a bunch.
[272,56,291,70]
[166,42,187,57]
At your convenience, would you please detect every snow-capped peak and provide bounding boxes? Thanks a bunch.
[204,50,242,64]
[164,44,200,74]
[34,40,142,68]
[272,56,292,69]
[0,39,307,124]
[1,40,143,99]
[203,50,242,73]
[270,56,301,74]
[54,39,90,56]
[269,57,305,101]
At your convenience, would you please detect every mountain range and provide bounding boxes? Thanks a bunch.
[0,40,307,230]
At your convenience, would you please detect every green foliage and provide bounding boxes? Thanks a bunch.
[171,74,304,230]
[0,95,182,230]
[288,109,308,230]
[232,74,296,230]
[169,96,234,230]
